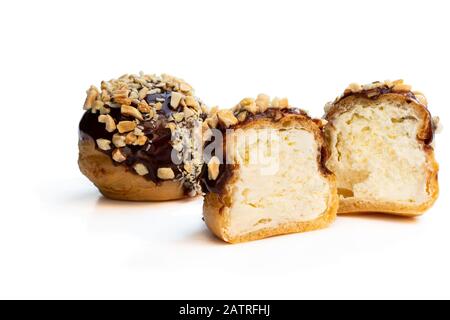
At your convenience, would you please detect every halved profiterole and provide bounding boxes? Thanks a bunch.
[201,95,339,243]
[323,80,440,216]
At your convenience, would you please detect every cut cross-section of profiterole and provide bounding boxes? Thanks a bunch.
[323,80,440,216]
[201,95,338,243]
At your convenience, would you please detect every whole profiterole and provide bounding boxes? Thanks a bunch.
[323,80,440,216]
[78,73,208,201]
[201,95,339,243]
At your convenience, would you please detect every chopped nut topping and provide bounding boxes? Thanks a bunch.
[183,106,195,118]
[392,83,412,92]
[135,135,148,146]
[117,121,136,133]
[113,89,132,105]
[347,83,362,93]
[173,112,185,122]
[138,87,149,100]
[98,114,116,133]
[83,73,207,197]
[154,102,163,111]
[84,86,99,110]
[217,110,238,128]
[112,149,127,163]
[157,167,175,180]
[121,105,144,121]
[256,94,270,112]
[237,111,247,122]
[271,97,280,108]
[170,92,184,109]
[208,156,221,180]
[180,83,192,93]
[96,138,111,151]
[137,100,151,113]
[206,114,219,128]
[279,97,289,108]
[185,96,199,108]
[125,132,138,145]
[240,98,258,114]
[134,163,149,176]
[112,134,126,148]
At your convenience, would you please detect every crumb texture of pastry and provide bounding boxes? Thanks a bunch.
[202,95,338,243]
[78,73,208,201]
[324,80,439,216]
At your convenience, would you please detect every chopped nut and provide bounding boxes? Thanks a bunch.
[348,83,362,93]
[125,132,138,145]
[279,97,289,108]
[180,83,192,92]
[112,134,126,148]
[217,110,238,128]
[112,149,126,163]
[154,102,163,110]
[240,98,258,114]
[101,89,111,102]
[134,163,149,176]
[134,127,144,136]
[185,96,199,108]
[98,114,116,133]
[237,111,247,122]
[138,100,151,113]
[93,100,105,111]
[393,83,412,92]
[135,135,148,146]
[208,156,220,180]
[256,94,270,112]
[113,89,131,105]
[170,92,184,109]
[117,121,136,133]
[96,138,111,151]
[183,106,195,118]
[138,87,149,100]
[173,112,185,122]
[121,105,144,121]
[271,97,280,108]
[206,114,219,128]
[84,86,99,110]
[157,167,175,180]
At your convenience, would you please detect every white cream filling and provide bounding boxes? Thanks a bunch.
[327,102,428,204]
[227,128,330,238]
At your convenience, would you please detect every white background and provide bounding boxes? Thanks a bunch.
[0,0,449,299]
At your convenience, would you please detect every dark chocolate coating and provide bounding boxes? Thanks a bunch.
[79,93,182,187]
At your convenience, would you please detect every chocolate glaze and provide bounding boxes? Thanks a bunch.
[79,94,183,189]
[201,108,330,194]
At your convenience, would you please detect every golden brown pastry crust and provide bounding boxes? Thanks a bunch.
[79,136,186,201]
[324,81,439,216]
[203,111,339,243]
